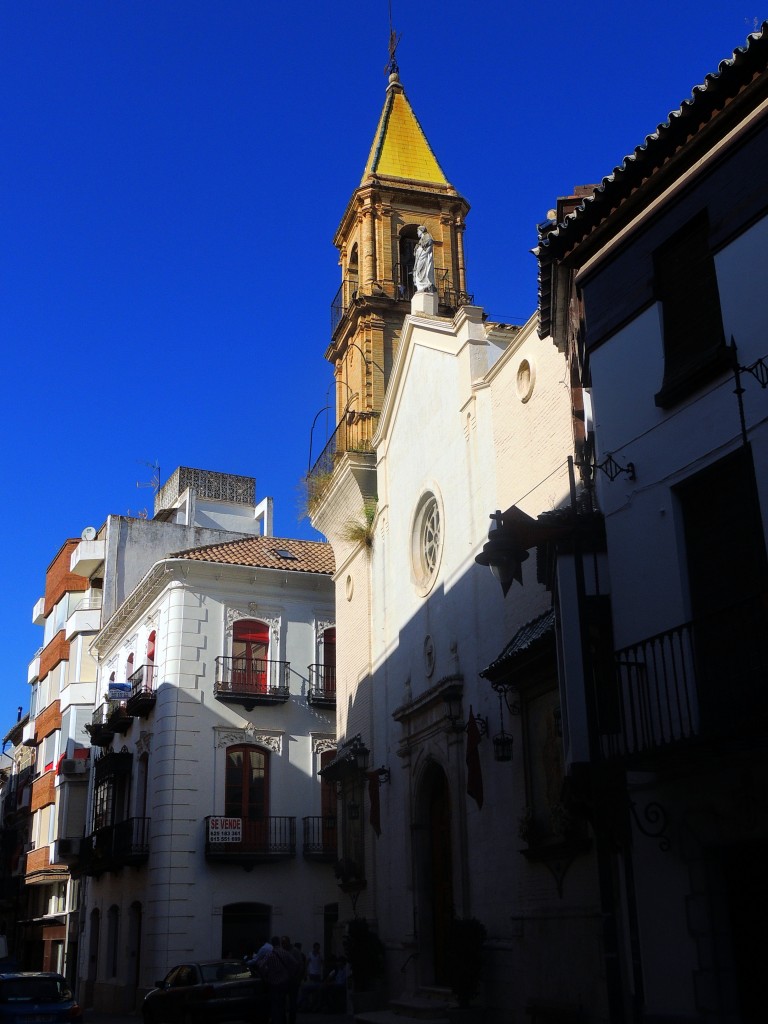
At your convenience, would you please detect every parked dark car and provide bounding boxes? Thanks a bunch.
[0,972,83,1023]
[142,960,267,1024]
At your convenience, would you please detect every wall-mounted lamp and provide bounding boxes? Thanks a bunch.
[475,509,532,596]
[492,729,514,763]
[491,693,514,763]
[372,766,391,785]
[351,739,370,773]
[442,684,464,729]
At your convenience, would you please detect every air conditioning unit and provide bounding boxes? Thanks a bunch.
[60,759,87,775]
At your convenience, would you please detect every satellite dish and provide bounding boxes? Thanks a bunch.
[81,526,97,541]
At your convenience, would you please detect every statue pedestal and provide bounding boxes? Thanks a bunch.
[411,290,439,315]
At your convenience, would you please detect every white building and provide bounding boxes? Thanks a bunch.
[532,23,768,1024]
[78,531,337,1012]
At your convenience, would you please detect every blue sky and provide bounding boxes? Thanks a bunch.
[1,1,764,722]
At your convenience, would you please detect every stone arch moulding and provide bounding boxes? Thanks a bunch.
[315,620,335,641]
[312,735,336,755]
[225,607,282,645]
[214,724,282,754]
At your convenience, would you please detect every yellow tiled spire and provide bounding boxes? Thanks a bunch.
[361,71,448,185]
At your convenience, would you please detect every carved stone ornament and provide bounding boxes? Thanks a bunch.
[135,731,152,756]
[315,620,335,641]
[225,607,281,643]
[214,724,282,754]
[312,735,336,755]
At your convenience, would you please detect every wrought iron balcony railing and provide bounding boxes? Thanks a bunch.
[86,701,132,745]
[599,594,768,761]
[330,268,474,337]
[302,815,337,861]
[331,277,360,335]
[126,663,157,717]
[307,412,375,489]
[81,817,150,875]
[214,656,290,706]
[204,815,296,863]
[308,665,336,706]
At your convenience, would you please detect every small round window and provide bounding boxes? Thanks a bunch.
[411,491,443,594]
[516,358,536,402]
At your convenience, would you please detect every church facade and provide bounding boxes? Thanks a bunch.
[310,64,607,1021]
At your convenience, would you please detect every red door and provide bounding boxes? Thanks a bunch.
[232,620,269,693]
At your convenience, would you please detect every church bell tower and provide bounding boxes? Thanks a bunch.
[324,62,472,454]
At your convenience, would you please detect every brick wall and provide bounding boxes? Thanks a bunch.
[25,845,50,876]
[39,632,69,681]
[34,700,61,741]
[44,539,89,616]
[31,771,56,812]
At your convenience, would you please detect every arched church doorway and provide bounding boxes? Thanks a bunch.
[415,762,454,985]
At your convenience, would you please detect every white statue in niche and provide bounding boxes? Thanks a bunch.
[412,225,436,293]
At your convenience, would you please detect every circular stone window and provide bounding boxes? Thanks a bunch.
[411,491,443,595]
[516,358,536,402]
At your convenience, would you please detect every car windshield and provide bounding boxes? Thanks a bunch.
[0,977,70,1003]
[200,963,251,983]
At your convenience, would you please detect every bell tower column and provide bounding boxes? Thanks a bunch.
[363,201,378,290]
[456,216,467,296]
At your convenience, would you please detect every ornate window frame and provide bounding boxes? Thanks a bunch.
[410,488,444,596]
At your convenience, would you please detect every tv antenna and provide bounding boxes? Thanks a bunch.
[137,459,161,492]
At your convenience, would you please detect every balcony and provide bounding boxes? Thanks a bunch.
[600,595,768,763]
[85,701,133,746]
[81,817,150,876]
[126,663,157,718]
[65,595,102,640]
[69,538,105,577]
[329,267,473,337]
[308,665,336,707]
[21,720,36,747]
[27,648,42,685]
[302,815,337,862]
[32,597,45,625]
[214,656,290,710]
[204,816,296,865]
[307,412,375,489]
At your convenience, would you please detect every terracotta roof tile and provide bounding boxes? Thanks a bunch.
[171,536,335,575]
[537,23,768,262]
[480,609,555,679]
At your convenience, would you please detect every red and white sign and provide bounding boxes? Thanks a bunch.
[208,817,242,843]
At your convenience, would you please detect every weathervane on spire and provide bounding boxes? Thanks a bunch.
[387,0,401,75]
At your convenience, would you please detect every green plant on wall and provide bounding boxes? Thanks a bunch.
[299,469,334,519]
[342,498,377,549]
